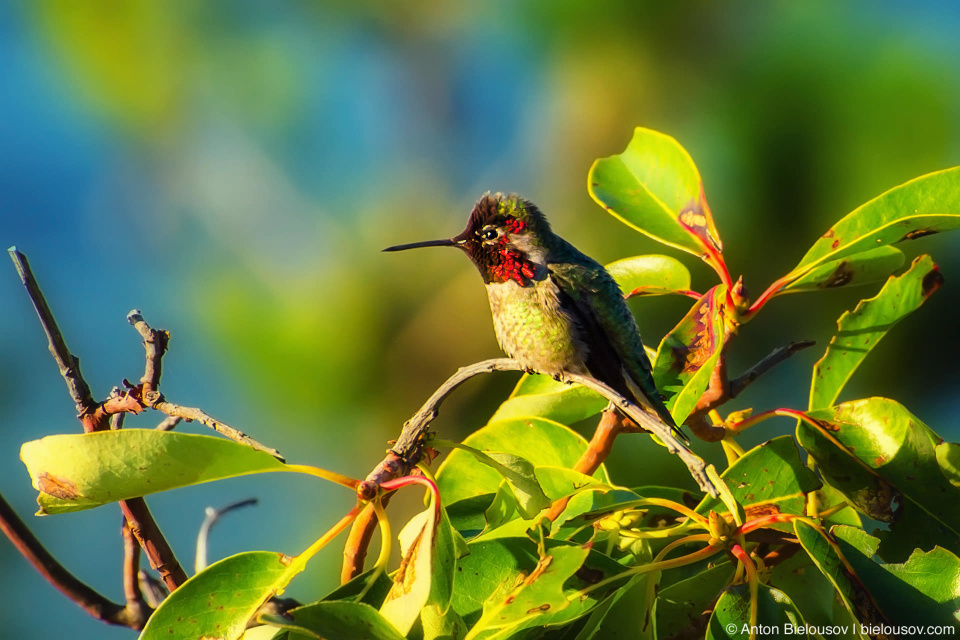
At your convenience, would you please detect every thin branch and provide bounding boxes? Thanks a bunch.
[0,492,147,628]
[341,493,394,583]
[153,401,284,460]
[155,416,182,431]
[728,340,816,399]
[357,358,716,502]
[9,248,189,597]
[195,498,258,573]
[119,499,187,591]
[126,310,169,406]
[120,520,151,627]
[8,247,98,427]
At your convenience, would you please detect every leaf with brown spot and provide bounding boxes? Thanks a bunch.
[801,399,960,560]
[140,551,307,640]
[785,166,960,284]
[589,128,723,257]
[20,430,289,515]
[653,285,728,425]
[781,245,904,294]
[809,255,941,410]
[696,436,820,524]
[466,543,590,638]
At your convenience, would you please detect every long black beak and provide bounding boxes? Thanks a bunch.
[383,238,458,252]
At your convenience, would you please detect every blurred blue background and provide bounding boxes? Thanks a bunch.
[2,2,960,638]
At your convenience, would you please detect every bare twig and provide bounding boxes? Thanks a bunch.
[119,500,187,590]
[8,249,187,595]
[126,310,169,406]
[152,401,283,460]
[120,520,151,627]
[728,341,816,399]
[341,491,396,583]
[357,358,715,501]
[155,416,182,431]
[9,247,98,427]
[0,492,148,628]
[195,498,258,573]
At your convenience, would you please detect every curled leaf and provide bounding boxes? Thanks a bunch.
[653,285,729,425]
[589,128,722,256]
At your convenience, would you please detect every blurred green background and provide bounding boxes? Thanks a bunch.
[2,2,960,638]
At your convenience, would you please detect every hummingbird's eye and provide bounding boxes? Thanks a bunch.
[480,228,499,241]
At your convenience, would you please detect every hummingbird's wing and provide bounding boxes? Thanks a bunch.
[547,260,684,437]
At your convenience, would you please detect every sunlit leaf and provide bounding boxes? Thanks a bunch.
[589,127,722,256]
[20,430,288,514]
[382,499,463,634]
[380,504,442,635]
[653,284,729,425]
[937,442,960,488]
[706,583,808,639]
[787,166,960,281]
[435,417,608,507]
[605,254,692,296]
[490,374,607,425]
[450,537,626,630]
[444,446,551,519]
[469,543,591,636]
[801,399,960,560]
[781,245,904,293]
[139,552,303,640]
[809,255,942,410]
[421,603,468,640]
[534,466,609,501]
[262,601,405,640]
[696,436,819,522]
[832,524,960,628]
[792,521,877,638]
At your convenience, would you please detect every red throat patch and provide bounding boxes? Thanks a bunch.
[491,232,536,285]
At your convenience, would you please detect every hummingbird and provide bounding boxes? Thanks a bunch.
[384,193,685,441]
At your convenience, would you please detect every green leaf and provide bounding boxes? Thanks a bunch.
[832,524,960,628]
[801,398,960,559]
[322,567,394,608]
[381,501,462,634]
[706,583,809,639]
[421,603,468,640]
[139,551,304,640]
[696,436,820,521]
[575,574,658,640]
[534,466,609,502]
[442,445,551,520]
[793,521,877,638]
[264,601,405,640]
[450,537,627,630]
[937,442,960,488]
[653,284,728,425]
[655,562,735,639]
[781,245,905,293]
[809,255,942,410]
[787,166,960,281]
[605,254,692,296]
[768,549,861,639]
[435,417,608,507]
[469,543,590,636]
[589,127,722,256]
[20,430,288,514]
[490,374,608,425]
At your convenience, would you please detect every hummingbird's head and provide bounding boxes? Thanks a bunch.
[384,193,550,286]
